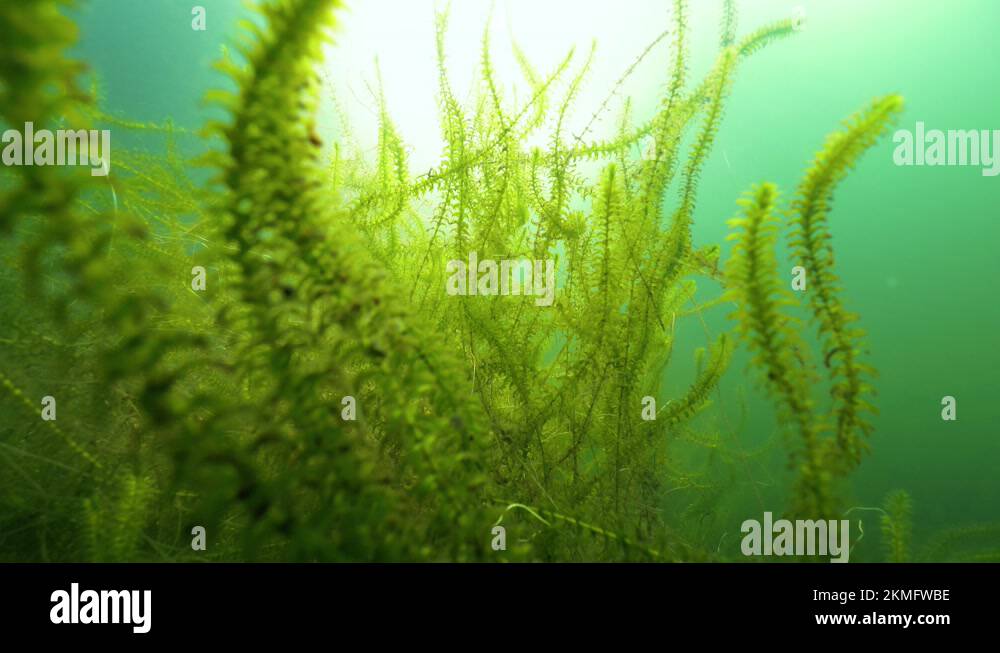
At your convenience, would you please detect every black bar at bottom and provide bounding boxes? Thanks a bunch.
[0,563,994,642]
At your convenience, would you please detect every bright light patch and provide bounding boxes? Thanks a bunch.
[320,0,678,172]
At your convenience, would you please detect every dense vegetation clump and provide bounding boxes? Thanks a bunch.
[4,0,988,563]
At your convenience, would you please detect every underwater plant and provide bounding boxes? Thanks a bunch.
[0,0,935,562]
[880,489,912,563]
[724,95,903,520]
[920,522,1000,563]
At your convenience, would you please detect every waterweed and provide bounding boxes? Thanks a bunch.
[0,0,925,562]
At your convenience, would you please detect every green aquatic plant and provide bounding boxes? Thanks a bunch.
[789,96,903,469]
[879,489,912,563]
[0,0,223,562]
[200,0,496,560]
[83,473,155,562]
[725,96,903,518]
[385,0,802,558]
[1,0,907,561]
[724,182,830,517]
[921,523,1000,563]
[847,491,1000,563]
